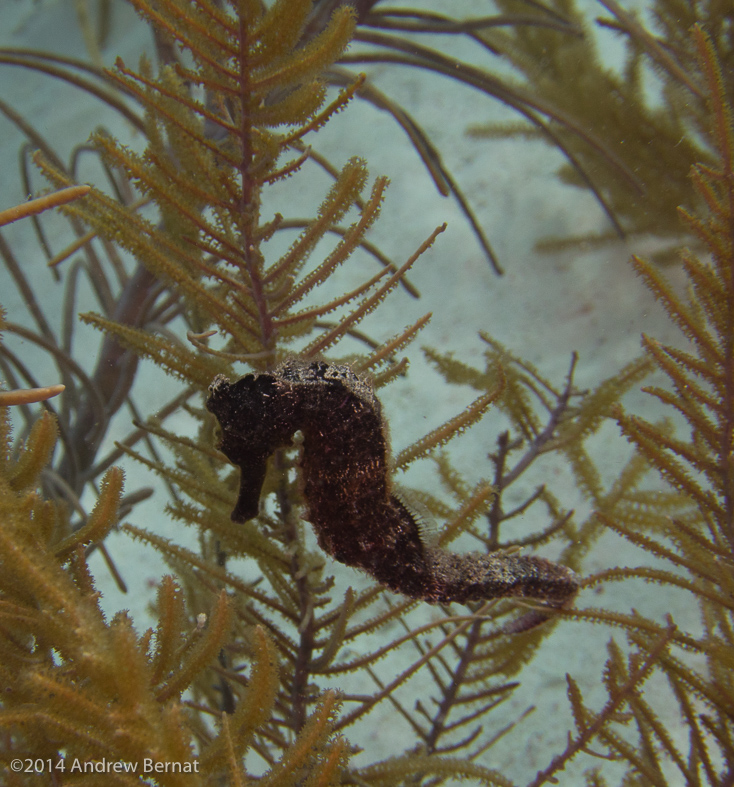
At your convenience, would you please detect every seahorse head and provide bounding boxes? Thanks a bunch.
[206,373,301,521]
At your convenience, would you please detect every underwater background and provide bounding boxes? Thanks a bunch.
[0,1,729,785]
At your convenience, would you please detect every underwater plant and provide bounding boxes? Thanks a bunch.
[469,0,733,260]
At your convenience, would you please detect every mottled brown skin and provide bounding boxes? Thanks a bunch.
[206,360,579,607]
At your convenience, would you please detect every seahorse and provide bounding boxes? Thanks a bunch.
[206,359,578,606]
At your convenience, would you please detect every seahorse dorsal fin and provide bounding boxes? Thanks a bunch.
[393,485,439,548]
